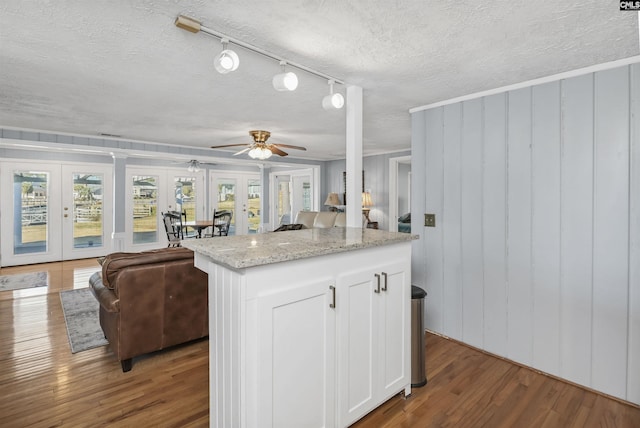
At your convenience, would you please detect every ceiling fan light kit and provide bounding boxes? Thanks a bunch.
[175,14,343,106]
[248,146,273,160]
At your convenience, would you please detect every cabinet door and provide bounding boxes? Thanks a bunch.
[258,279,336,428]
[336,268,379,426]
[378,263,411,396]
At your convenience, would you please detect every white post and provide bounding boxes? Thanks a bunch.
[345,85,363,227]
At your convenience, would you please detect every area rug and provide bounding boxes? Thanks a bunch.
[60,288,108,353]
[0,271,48,292]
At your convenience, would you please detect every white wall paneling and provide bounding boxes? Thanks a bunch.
[482,93,508,357]
[506,87,533,367]
[424,107,445,333]
[591,66,630,399]
[461,98,484,349]
[442,104,463,340]
[531,81,562,377]
[559,73,594,388]
[629,63,640,405]
[410,62,639,405]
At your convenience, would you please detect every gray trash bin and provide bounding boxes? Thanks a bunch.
[411,285,427,387]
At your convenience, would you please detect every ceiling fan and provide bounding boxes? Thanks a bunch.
[210,130,307,160]
[173,159,216,172]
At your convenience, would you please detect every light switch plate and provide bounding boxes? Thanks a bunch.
[424,213,436,227]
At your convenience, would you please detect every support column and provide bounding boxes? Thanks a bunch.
[346,85,363,227]
[111,153,127,251]
[259,164,270,232]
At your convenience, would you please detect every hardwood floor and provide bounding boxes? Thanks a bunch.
[1,260,639,427]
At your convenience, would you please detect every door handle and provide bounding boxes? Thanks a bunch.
[374,273,381,293]
[329,285,336,309]
[381,272,388,292]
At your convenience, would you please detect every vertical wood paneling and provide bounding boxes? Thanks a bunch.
[412,63,638,404]
[560,73,594,387]
[482,94,508,356]
[411,112,427,325]
[592,66,630,398]
[424,107,445,332]
[461,99,484,348]
[442,104,463,340]
[531,81,562,377]
[629,63,640,405]
[506,87,533,366]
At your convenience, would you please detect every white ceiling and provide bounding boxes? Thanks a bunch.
[0,1,638,161]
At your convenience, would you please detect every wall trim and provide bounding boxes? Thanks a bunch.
[410,55,640,114]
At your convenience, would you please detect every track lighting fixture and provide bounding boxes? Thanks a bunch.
[176,14,344,105]
[322,79,345,110]
[272,61,298,91]
[214,38,239,74]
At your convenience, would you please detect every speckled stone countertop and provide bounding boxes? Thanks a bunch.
[181,227,417,270]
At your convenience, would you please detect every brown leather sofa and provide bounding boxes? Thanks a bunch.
[89,247,208,372]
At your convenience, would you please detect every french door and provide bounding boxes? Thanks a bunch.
[0,161,113,267]
[126,167,205,250]
[270,168,317,230]
[210,172,260,235]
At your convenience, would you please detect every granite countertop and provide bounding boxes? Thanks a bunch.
[181,227,417,270]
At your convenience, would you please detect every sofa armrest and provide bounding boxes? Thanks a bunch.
[89,272,119,313]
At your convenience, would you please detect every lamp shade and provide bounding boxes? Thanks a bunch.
[362,192,373,208]
[324,192,341,206]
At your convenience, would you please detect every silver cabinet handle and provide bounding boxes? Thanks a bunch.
[329,285,336,308]
[381,272,388,292]
[374,273,381,293]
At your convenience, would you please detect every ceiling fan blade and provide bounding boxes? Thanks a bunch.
[273,143,307,151]
[233,147,252,156]
[210,143,249,149]
[269,146,288,157]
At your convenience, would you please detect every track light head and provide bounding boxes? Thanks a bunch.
[322,80,344,110]
[214,38,239,74]
[272,61,298,91]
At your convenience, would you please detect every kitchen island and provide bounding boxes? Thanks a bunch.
[182,227,416,428]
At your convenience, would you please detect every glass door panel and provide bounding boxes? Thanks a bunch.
[174,176,197,222]
[217,179,237,235]
[13,171,50,255]
[247,178,261,234]
[72,173,104,249]
[132,175,158,245]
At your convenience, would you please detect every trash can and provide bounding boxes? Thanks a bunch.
[411,285,427,387]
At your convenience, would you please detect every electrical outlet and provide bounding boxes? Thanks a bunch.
[424,213,436,227]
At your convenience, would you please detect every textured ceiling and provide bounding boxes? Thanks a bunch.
[0,1,638,161]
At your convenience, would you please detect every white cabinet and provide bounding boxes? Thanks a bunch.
[195,240,412,428]
[336,260,411,427]
[257,278,336,428]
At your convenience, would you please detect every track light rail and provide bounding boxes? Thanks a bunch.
[175,15,345,85]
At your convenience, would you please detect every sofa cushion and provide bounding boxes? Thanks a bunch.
[295,211,318,229]
[313,211,338,228]
[334,212,347,227]
[101,247,194,289]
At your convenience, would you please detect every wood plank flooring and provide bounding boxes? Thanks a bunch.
[1,260,639,427]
